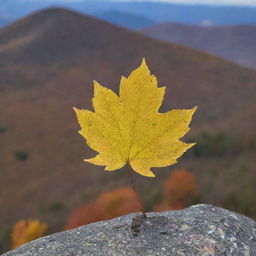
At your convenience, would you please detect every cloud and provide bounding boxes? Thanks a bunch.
[200,20,213,26]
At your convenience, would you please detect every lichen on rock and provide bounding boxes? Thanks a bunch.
[2,204,256,256]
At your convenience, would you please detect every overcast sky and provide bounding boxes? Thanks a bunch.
[40,0,256,7]
[110,0,256,6]
[27,0,256,7]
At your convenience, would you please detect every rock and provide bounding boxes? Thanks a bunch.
[2,204,256,256]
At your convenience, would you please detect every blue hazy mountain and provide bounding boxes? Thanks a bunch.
[1,0,256,28]
[94,11,156,29]
[0,17,12,27]
[141,23,256,69]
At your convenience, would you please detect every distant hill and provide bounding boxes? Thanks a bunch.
[0,17,12,27]
[94,10,156,29]
[1,1,256,28]
[141,23,256,69]
[1,7,256,244]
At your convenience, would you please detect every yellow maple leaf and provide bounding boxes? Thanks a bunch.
[74,59,197,177]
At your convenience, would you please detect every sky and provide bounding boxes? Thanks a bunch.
[35,0,256,7]
[111,0,256,6]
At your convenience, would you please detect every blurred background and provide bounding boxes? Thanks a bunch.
[1,0,256,252]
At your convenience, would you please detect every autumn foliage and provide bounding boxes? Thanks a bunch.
[11,219,48,249]
[65,187,141,230]
[155,169,198,211]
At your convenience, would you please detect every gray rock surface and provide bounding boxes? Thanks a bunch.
[2,204,256,256]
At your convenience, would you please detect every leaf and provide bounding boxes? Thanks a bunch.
[74,59,197,177]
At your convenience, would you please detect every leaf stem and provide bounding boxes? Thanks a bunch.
[128,165,147,218]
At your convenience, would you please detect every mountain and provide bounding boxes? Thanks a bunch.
[141,23,256,69]
[2,1,256,28]
[1,7,256,246]
[94,10,156,29]
[0,17,12,27]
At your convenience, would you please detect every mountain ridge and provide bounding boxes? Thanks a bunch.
[141,22,256,69]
